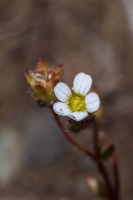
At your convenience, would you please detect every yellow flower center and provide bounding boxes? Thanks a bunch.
[67,92,86,112]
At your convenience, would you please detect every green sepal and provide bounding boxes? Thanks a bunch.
[67,119,85,133]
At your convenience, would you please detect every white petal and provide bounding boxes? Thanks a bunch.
[85,92,100,113]
[53,102,71,116]
[73,72,92,96]
[54,82,72,102]
[69,112,88,121]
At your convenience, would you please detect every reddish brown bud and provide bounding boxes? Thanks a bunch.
[25,59,62,106]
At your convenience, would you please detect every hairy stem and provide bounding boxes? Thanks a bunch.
[101,135,120,200]
[51,107,120,200]
[51,109,96,160]
[91,116,120,200]
[91,116,114,199]
[112,153,120,200]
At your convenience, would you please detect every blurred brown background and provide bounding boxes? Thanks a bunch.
[0,0,133,199]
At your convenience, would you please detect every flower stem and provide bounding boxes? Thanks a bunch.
[51,108,96,160]
[51,107,120,200]
[101,135,121,200]
[91,116,114,199]
[91,115,120,200]
[112,152,120,200]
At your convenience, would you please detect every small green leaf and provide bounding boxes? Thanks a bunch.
[101,144,114,161]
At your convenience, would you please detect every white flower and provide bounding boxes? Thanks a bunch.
[53,72,100,121]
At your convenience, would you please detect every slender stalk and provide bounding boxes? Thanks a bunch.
[91,115,100,156]
[91,116,114,199]
[112,153,120,200]
[51,109,96,160]
[91,116,121,200]
[51,106,120,200]
[101,135,120,200]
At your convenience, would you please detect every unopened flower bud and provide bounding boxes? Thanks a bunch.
[67,118,85,133]
[25,59,62,106]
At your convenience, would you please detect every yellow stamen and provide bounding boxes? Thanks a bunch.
[67,93,86,112]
